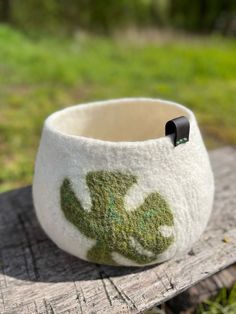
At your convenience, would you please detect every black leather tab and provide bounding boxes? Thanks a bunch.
[165,116,190,146]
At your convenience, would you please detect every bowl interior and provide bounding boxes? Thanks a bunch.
[49,99,190,142]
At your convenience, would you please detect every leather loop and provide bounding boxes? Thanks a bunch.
[165,116,190,146]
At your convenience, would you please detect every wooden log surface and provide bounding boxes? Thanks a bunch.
[166,264,236,313]
[0,146,236,314]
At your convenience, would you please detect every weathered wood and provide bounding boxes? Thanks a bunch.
[166,264,236,313]
[0,146,235,314]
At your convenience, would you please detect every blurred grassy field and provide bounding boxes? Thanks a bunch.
[0,26,236,192]
[197,284,236,314]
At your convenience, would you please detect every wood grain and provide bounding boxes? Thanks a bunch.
[0,146,235,314]
[166,264,236,313]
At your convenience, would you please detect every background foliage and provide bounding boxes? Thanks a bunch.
[0,26,236,192]
[0,0,236,35]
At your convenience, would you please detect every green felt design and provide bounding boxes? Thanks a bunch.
[60,171,174,266]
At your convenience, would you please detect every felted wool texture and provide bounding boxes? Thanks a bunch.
[32,98,215,267]
[61,170,174,266]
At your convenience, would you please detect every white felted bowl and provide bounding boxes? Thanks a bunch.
[33,98,214,267]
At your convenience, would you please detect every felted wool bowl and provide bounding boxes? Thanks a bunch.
[33,98,214,267]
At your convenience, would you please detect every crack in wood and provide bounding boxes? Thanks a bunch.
[48,303,55,314]
[17,213,39,280]
[121,289,138,310]
[73,281,84,313]
[43,299,49,314]
[99,268,138,310]
[44,299,55,314]
[0,238,47,252]
[155,269,169,293]
[99,271,113,306]
[34,301,39,314]
[163,270,176,291]
[80,286,86,304]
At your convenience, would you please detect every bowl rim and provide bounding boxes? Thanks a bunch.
[44,97,196,148]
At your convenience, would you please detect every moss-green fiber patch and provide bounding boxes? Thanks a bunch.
[60,170,174,266]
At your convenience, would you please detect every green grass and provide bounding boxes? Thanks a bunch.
[0,26,236,191]
[198,284,236,314]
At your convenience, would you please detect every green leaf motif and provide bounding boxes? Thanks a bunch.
[60,171,174,266]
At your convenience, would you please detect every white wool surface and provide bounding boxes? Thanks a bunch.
[32,98,214,266]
